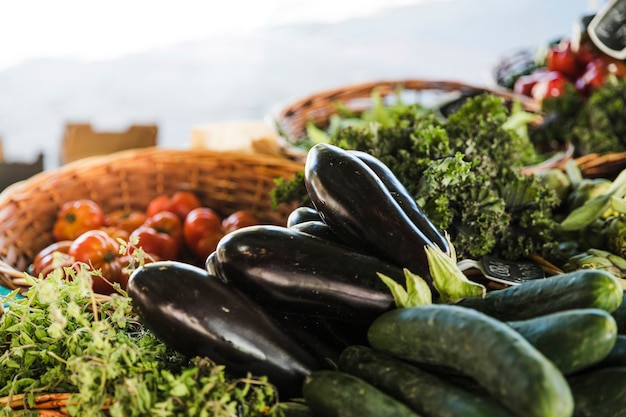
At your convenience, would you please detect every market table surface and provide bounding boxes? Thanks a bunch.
[0,0,593,171]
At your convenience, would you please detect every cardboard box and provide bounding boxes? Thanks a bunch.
[61,123,158,164]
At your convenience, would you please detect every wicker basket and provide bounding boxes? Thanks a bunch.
[272,78,545,160]
[0,147,304,292]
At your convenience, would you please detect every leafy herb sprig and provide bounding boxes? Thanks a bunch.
[0,264,280,417]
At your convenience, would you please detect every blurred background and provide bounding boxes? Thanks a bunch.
[0,0,599,170]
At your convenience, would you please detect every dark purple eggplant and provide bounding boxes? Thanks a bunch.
[289,220,342,243]
[349,149,450,256]
[269,312,348,366]
[286,206,321,227]
[305,143,433,282]
[127,260,323,398]
[213,225,403,321]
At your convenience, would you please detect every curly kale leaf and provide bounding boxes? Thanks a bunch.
[414,153,509,259]
[495,170,562,259]
[446,93,540,169]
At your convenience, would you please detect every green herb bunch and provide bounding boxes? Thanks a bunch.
[0,266,279,417]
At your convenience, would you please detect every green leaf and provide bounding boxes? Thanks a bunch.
[377,269,432,308]
[426,243,486,303]
[403,268,433,307]
[560,194,612,231]
[305,121,331,144]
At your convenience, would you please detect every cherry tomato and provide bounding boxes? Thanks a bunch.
[222,210,260,234]
[131,211,184,260]
[531,71,571,101]
[546,40,585,80]
[31,240,74,277]
[68,230,125,294]
[52,199,105,241]
[104,209,147,233]
[146,191,202,220]
[183,207,224,261]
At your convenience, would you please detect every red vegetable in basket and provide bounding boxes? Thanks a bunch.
[104,209,147,233]
[546,40,585,80]
[221,210,260,234]
[31,240,74,277]
[183,207,224,261]
[52,199,105,241]
[68,229,128,293]
[131,211,184,260]
[146,191,202,220]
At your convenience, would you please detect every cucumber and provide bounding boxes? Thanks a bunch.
[508,308,618,374]
[457,269,623,321]
[567,366,626,417]
[338,345,515,417]
[596,334,626,368]
[302,370,421,417]
[367,304,573,417]
[612,293,626,334]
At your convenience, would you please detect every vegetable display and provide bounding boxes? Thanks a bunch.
[3,104,626,415]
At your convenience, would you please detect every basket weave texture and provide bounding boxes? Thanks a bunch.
[0,147,303,291]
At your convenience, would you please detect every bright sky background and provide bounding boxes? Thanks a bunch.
[0,0,423,70]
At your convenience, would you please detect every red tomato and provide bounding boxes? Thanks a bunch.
[222,210,260,234]
[183,207,224,261]
[104,209,147,233]
[68,230,125,294]
[531,71,570,101]
[546,40,585,80]
[31,240,74,277]
[146,191,202,220]
[131,211,184,259]
[52,199,105,241]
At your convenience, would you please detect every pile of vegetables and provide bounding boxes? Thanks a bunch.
[130,144,626,416]
[2,143,626,416]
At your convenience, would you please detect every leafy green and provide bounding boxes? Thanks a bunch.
[0,267,280,417]
[531,76,626,155]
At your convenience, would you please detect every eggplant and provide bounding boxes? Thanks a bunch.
[349,149,450,256]
[289,220,342,243]
[213,225,403,321]
[286,206,321,227]
[305,143,433,282]
[127,260,323,398]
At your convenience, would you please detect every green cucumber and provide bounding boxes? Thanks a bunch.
[302,370,421,417]
[508,308,618,374]
[367,304,573,417]
[596,334,626,368]
[567,366,626,417]
[457,269,623,321]
[612,293,626,334]
[338,345,515,417]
